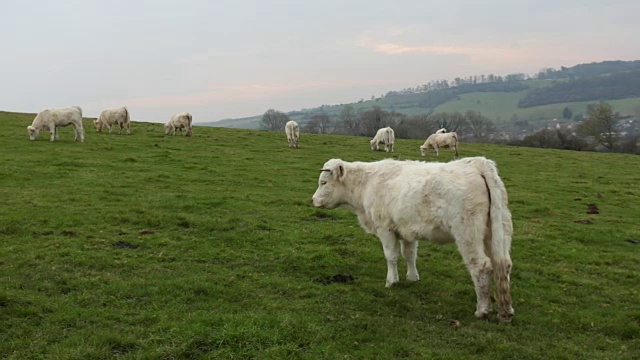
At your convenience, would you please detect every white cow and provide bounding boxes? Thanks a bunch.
[370,127,395,153]
[94,106,131,134]
[285,120,300,148]
[435,128,447,134]
[27,106,84,142]
[420,132,459,159]
[312,157,514,322]
[165,112,193,136]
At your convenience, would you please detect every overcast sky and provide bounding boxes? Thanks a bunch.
[2,0,639,123]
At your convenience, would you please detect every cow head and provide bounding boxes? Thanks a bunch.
[164,123,171,134]
[420,145,427,157]
[370,138,377,150]
[27,125,40,141]
[312,159,347,209]
[94,119,103,132]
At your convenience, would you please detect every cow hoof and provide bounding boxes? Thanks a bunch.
[498,313,514,323]
[406,273,420,282]
[474,309,490,319]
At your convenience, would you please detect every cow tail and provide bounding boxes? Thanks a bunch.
[452,132,459,158]
[384,128,391,152]
[124,107,131,133]
[480,158,514,323]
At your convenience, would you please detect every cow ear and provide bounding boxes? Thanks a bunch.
[337,164,345,181]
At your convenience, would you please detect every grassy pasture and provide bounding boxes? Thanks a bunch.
[1,111,639,359]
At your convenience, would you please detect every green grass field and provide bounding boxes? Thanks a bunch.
[1,111,639,359]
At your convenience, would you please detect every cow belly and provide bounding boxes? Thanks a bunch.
[427,227,455,244]
[398,225,454,244]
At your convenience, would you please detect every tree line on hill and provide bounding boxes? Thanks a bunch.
[517,70,640,108]
[535,60,640,80]
[261,102,640,155]
[378,60,640,112]
[385,73,529,97]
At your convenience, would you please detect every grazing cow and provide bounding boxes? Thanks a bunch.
[285,120,300,148]
[420,132,459,159]
[370,127,395,153]
[312,157,514,322]
[27,106,84,142]
[435,128,447,134]
[94,106,131,134]
[165,112,193,136]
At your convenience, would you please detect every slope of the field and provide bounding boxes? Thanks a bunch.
[199,78,640,129]
[1,111,639,359]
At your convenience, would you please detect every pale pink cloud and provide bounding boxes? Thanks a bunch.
[357,35,610,67]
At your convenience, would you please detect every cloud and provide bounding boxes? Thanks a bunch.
[356,34,604,67]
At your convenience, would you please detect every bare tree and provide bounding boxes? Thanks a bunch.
[430,112,467,133]
[261,109,290,131]
[304,118,319,134]
[577,102,618,151]
[305,114,335,134]
[445,111,468,133]
[359,106,390,137]
[465,110,495,138]
[317,114,335,134]
[338,104,360,135]
[395,114,438,139]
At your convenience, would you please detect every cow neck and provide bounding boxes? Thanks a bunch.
[340,161,371,213]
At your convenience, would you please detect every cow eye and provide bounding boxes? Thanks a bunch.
[320,181,327,185]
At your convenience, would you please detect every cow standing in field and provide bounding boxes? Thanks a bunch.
[285,120,300,148]
[420,132,459,159]
[94,106,131,134]
[312,157,514,322]
[370,127,395,153]
[165,112,193,136]
[27,106,85,142]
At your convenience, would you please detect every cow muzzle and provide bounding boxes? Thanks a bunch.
[312,196,323,208]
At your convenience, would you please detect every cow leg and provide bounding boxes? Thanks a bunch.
[377,229,400,287]
[435,146,439,157]
[453,228,493,318]
[400,239,419,282]
[48,125,56,141]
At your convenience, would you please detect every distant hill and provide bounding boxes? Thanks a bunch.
[200,60,640,129]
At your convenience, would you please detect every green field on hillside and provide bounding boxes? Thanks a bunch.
[202,76,640,130]
[1,111,639,359]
